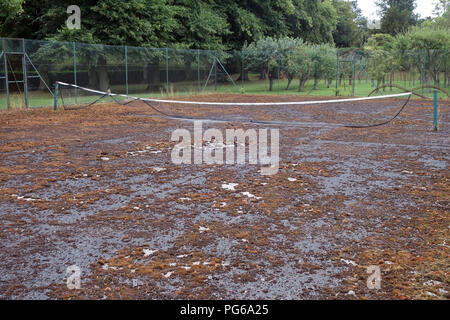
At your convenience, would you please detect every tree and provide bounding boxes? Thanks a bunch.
[365,34,399,91]
[332,0,359,48]
[286,46,313,92]
[0,0,24,36]
[286,0,338,44]
[309,44,337,90]
[242,37,279,91]
[394,26,450,89]
[377,0,418,35]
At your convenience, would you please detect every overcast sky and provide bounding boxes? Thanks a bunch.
[356,0,437,20]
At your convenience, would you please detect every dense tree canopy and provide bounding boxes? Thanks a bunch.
[377,0,418,35]
[0,0,345,49]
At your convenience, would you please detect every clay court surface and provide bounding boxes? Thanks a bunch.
[0,94,448,300]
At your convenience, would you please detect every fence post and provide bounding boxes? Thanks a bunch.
[422,49,426,96]
[53,83,59,111]
[335,50,339,96]
[241,53,244,92]
[165,48,169,95]
[214,51,217,91]
[277,55,280,94]
[197,49,200,93]
[433,89,439,131]
[124,45,128,97]
[3,39,9,109]
[22,39,29,108]
[352,57,356,96]
[73,42,77,103]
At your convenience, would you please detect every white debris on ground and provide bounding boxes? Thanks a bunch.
[12,194,40,202]
[152,167,166,172]
[164,271,174,278]
[341,259,358,266]
[287,178,297,182]
[143,248,158,257]
[241,192,262,200]
[179,197,191,202]
[222,183,238,191]
[199,226,210,233]
[101,157,110,161]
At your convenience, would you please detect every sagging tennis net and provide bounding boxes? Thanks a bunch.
[55,81,413,128]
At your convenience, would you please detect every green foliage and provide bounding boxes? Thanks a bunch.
[310,44,336,81]
[332,0,359,47]
[377,0,418,35]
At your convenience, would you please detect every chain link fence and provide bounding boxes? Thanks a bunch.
[0,37,448,109]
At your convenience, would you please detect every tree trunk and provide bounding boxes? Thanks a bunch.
[327,78,332,88]
[146,63,161,91]
[434,72,440,88]
[269,78,273,91]
[313,77,319,90]
[286,77,293,90]
[96,56,110,91]
[260,69,266,80]
[298,78,307,92]
[237,69,249,81]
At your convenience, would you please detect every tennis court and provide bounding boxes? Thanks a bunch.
[0,90,448,299]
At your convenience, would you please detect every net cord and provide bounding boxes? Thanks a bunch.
[56,81,414,128]
[55,81,412,106]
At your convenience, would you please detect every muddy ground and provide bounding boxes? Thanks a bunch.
[0,94,448,300]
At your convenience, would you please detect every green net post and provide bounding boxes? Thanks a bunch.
[433,89,439,131]
[53,83,58,111]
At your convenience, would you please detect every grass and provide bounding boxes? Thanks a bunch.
[0,76,448,110]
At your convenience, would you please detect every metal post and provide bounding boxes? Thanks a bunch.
[352,58,356,97]
[241,53,244,92]
[3,39,9,109]
[53,83,59,111]
[422,49,426,96]
[124,45,128,97]
[73,42,77,103]
[433,89,439,131]
[197,49,200,93]
[214,52,217,91]
[335,50,339,96]
[277,56,280,95]
[165,48,169,95]
[22,39,29,108]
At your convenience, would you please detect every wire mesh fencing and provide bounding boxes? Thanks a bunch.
[0,37,448,110]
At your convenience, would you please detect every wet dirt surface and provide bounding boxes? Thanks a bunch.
[0,94,448,300]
